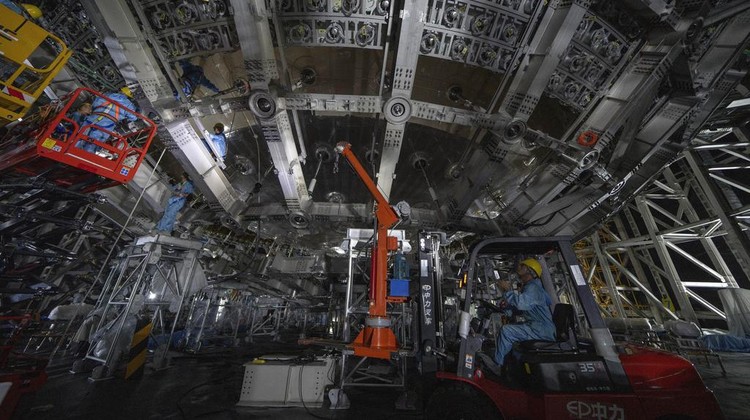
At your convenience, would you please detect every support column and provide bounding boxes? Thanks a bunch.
[635,196,698,322]
[685,150,750,281]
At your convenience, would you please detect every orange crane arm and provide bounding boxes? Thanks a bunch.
[335,140,400,344]
[335,142,399,230]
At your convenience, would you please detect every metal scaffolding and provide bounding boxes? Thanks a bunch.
[72,234,205,379]
[246,297,286,342]
[577,126,750,326]
[182,287,255,352]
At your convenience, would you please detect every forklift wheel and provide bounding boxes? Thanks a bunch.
[425,382,501,420]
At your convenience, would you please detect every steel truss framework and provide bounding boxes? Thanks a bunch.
[75,235,204,379]
[246,297,287,341]
[576,127,750,325]
[0,185,119,307]
[182,287,254,351]
[182,291,313,350]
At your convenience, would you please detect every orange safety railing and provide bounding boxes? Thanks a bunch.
[28,87,157,183]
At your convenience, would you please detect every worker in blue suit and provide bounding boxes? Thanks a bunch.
[53,102,91,141]
[209,122,227,159]
[178,60,220,98]
[76,87,138,154]
[494,258,555,366]
[71,102,92,126]
[155,173,194,234]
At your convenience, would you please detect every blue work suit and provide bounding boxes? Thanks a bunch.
[495,278,555,366]
[179,60,220,96]
[55,111,87,140]
[71,111,88,126]
[76,92,137,153]
[209,132,227,159]
[155,181,194,233]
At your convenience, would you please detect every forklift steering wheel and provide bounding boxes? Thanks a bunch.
[476,298,503,313]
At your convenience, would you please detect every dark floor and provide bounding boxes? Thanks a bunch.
[13,340,418,420]
[695,352,750,420]
[11,344,750,420]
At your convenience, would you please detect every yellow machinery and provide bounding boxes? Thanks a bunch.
[0,4,72,125]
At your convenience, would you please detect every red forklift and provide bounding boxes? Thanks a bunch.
[416,235,723,419]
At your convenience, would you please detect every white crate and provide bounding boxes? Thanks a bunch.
[236,356,334,408]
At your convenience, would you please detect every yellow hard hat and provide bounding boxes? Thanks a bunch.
[519,258,542,277]
[22,4,42,19]
[120,86,133,98]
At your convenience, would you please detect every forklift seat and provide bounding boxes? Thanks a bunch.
[514,303,577,353]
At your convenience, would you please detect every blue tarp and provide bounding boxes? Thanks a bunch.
[701,334,750,352]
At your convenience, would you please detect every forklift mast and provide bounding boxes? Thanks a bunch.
[417,231,447,375]
[456,237,631,391]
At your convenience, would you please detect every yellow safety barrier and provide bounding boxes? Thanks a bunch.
[0,4,72,125]
[125,319,153,380]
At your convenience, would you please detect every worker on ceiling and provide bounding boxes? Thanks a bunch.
[154,172,194,234]
[210,122,227,159]
[494,258,555,367]
[75,87,138,154]
[178,59,220,99]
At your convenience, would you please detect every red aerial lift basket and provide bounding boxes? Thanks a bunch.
[0,87,157,189]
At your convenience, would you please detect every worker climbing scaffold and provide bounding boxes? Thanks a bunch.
[154,172,194,234]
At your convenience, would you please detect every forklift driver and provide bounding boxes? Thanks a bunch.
[494,258,555,367]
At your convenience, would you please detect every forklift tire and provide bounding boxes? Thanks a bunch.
[425,382,501,420]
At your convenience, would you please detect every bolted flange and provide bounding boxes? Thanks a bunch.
[502,119,527,144]
[383,96,412,124]
[288,210,311,229]
[248,91,277,119]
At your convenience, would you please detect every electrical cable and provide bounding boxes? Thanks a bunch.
[295,357,335,420]
[416,157,446,224]
[82,148,167,302]
[313,155,324,178]
[520,203,574,229]
[308,155,324,195]
[228,104,237,133]
[324,352,343,412]
[369,115,379,178]
[247,124,262,181]
[326,355,336,386]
